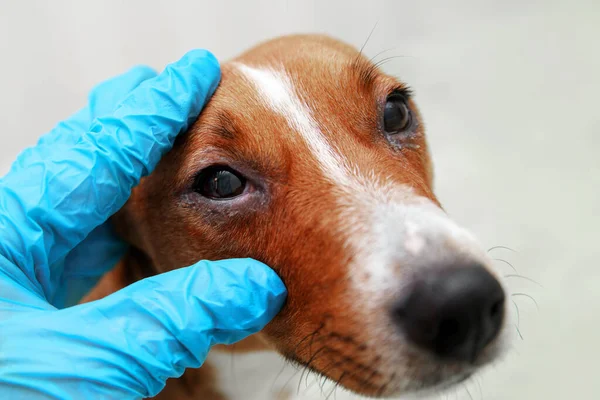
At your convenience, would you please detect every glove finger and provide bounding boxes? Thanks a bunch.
[37,66,157,147]
[0,255,54,319]
[0,50,220,298]
[36,65,156,306]
[48,223,128,308]
[19,259,286,398]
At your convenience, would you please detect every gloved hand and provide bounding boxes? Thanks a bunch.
[0,50,287,399]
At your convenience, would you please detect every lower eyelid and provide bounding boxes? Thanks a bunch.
[384,120,420,148]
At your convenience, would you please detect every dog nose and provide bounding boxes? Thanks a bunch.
[393,265,505,362]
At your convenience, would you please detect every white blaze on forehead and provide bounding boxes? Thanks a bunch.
[234,63,353,186]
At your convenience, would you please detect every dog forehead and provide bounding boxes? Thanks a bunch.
[187,34,432,193]
[215,45,371,152]
[224,34,371,107]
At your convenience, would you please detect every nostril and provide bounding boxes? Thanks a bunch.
[438,319,460,338]
[435,317,469,355]
[490,300,502,319]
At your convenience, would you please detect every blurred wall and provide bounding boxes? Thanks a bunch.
[1,1,599,399]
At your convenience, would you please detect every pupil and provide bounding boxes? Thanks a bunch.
[209,170,242,198]
[216,171,235,196]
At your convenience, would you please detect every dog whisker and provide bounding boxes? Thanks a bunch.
[356,21,379,61]
[373,55,409,70]
[493,258,518,273]
[305,348,340,389]
[300,361,324,395]
[303,353,355,394]
[297,345,331,395]
[303,370,321,393]
[512,299,521,328]
[301,344,385,397]
[515,324,524,340]
[298,368,314,394]
[368,47,398,63]
[294,322,326,355]
[487,245,518,253]
[271,358,295,393]
[323,374,333,395]
[512,292,540,311]
[465,384,475,400]
[314,374,327,397]
[511,300,525,340]
[277,363,304,399]
[504,274,543,287]
[304,358,318,389]
[273,325,320,395]
[474,375,484,400]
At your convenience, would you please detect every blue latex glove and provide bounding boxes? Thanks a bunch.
[0,50,287,399]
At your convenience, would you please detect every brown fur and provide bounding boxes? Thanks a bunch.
[85,34,441,398]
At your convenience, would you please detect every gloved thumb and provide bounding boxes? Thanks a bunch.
[67,258,286,398]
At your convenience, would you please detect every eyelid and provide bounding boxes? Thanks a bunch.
[389,86,413,99]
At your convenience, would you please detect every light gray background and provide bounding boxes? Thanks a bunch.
[0,1,598,399]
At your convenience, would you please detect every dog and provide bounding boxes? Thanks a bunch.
[83,34,511,399]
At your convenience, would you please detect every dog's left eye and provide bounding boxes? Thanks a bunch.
[194,167,246,199]
[384,93,412,134]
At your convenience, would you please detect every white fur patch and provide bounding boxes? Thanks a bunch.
[233,63,510,393]
[404,221,426,256]
[234,63,353,187]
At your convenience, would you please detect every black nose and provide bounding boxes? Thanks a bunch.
[393,265,505,362]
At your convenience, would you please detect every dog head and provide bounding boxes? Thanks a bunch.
[115,34,510,397]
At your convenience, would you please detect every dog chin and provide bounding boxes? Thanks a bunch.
[395,332,508,398]
[366,332,508,398]
[396,372,474,400]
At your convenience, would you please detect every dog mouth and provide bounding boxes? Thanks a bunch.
[284,343,481,398]
[284,348,391,397]
[279,314,499,398]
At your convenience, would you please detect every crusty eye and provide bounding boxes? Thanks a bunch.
[383,93,412,134]
[194,166,246,199]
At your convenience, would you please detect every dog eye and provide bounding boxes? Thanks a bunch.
[195,167,246,199]
[384,94,412,133]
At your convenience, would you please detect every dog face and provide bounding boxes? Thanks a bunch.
[115,35,510,397]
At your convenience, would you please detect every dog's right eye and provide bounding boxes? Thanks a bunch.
[194,166,246,199]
